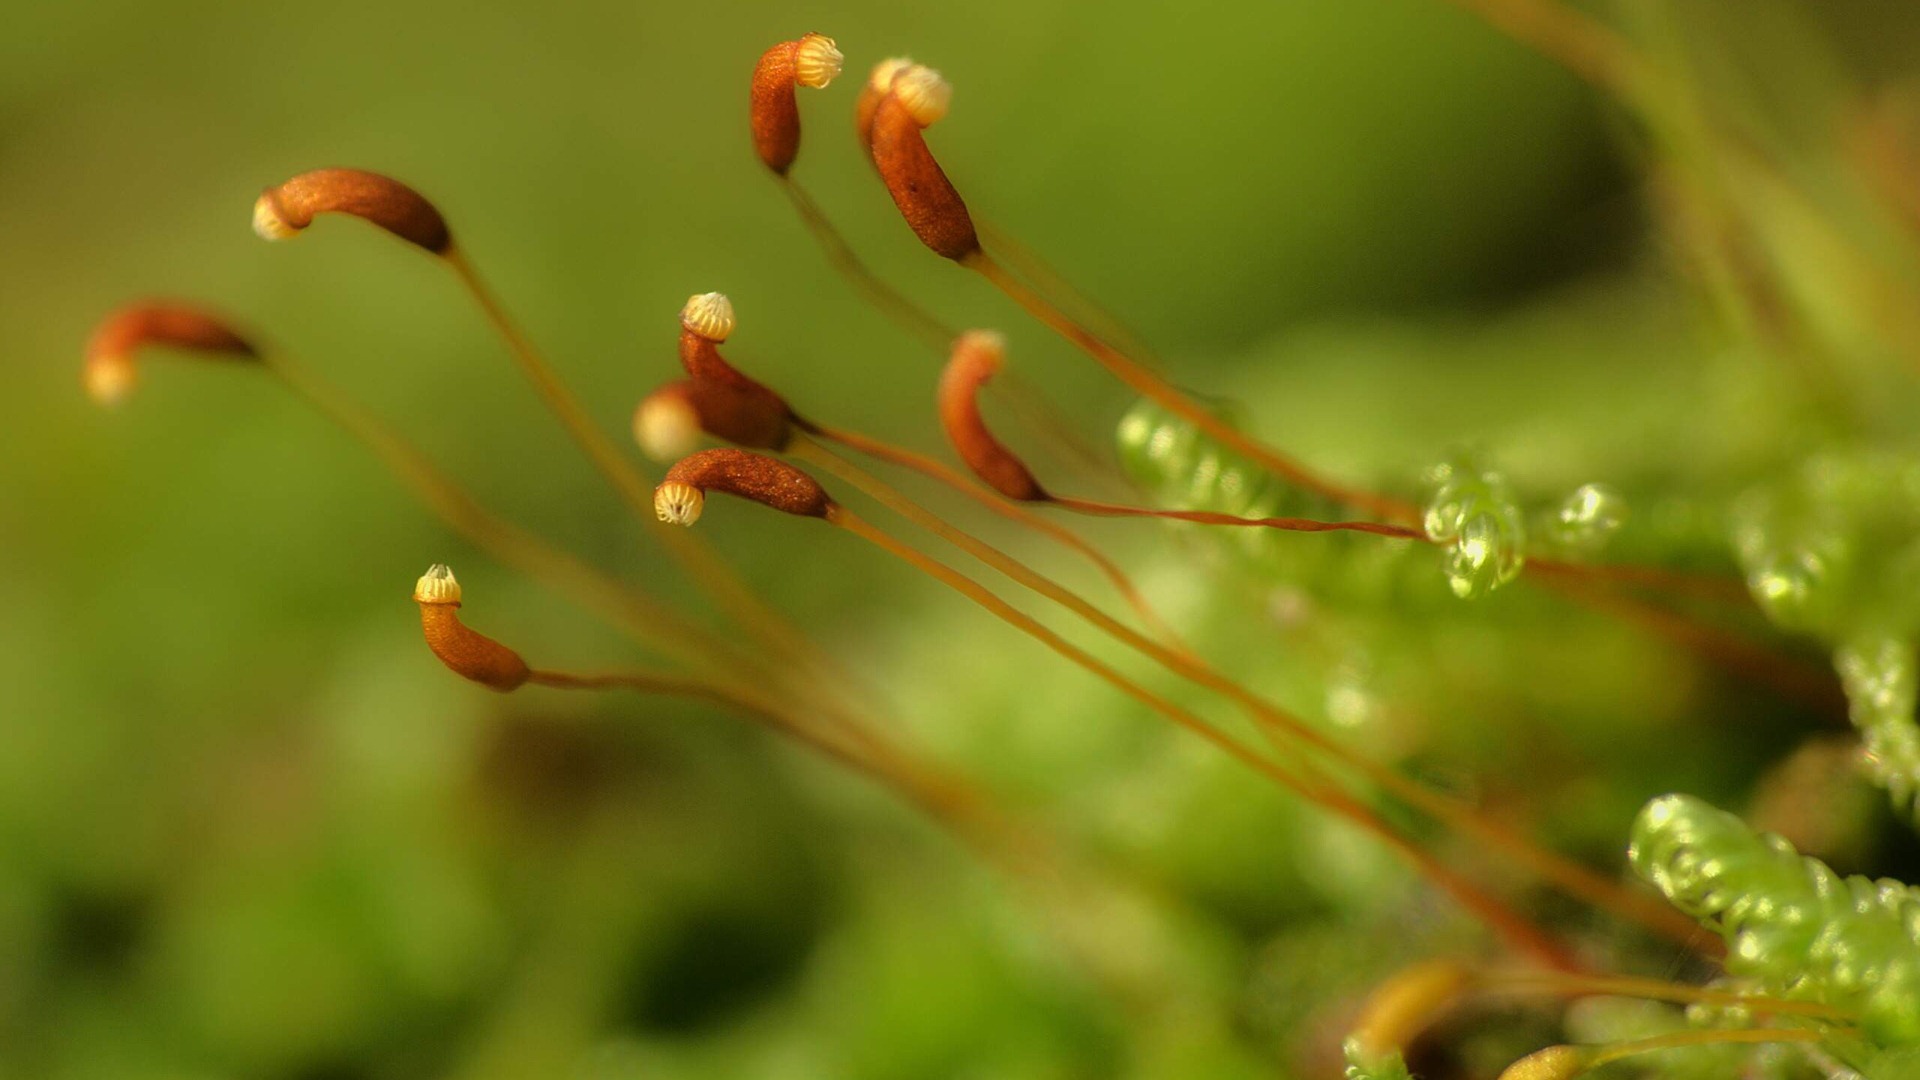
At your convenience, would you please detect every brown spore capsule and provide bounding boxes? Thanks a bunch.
[83,302,258,405]
[869,64,978,260]
[655,448,833,525]
[750,33,844,175]
[677,292,795,450]
[254,168,453,254]
[412,564,531,692]
[855,57,914,155]
[938,330,1047,501]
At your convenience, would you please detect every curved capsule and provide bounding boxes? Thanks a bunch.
[869,64,979,261]
[254,168,452,253]
[676,292,794,450]
[411,564,531,691]
[750,33,843,174]
[656,448,834,524]
[937,330,1047,501]
[83,301,257,405]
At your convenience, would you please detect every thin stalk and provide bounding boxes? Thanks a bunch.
[521,668,995,841]
[963,249,1422,524]
[793,435,1702,949]
[1533,568,1845,717]
[984,368,1118,489]
[1586,1027,1836,1069]
[1529,557,1755,606]
[1050,494,1426,540]
[527,671,1189,1013]
[829,506,1579,971]
[527,668,729,696]
[781,178,955,351]
[976,219,1166,377]
[539,671,1234,1018]
[528,668,875,776]
[795,421,1188,651]
[1481,971,1855,1022]
[776,184,1110,481]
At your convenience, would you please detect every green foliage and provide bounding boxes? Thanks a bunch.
[1863,1047,1920,1080]
[1115,399,1350,544]
[1342,1038,1415,1080]
[1733,452,1920,816]
[1731,452,1920,642]
[1113,397,1436,607]
[1630,793,1920,1049]
[1837,636,1920,816]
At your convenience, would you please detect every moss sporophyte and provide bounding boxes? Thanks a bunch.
[87,10,1920,1077]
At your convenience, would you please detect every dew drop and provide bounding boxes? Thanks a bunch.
[1425,455,1526,599]
[1548,482,1627,554]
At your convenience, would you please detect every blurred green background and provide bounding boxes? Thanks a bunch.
[6,1,1920,1077]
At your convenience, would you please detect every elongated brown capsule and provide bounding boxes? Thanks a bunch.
[937,330,1048,501]
[869,64,978,261]
[855,57,914,154]
[254,168,452,254]
[677,292,795,450]
[83,301,258,405]
[654,448,833,526]
[750,33,844,175]
[412,564,530,692]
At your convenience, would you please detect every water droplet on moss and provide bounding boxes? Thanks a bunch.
[1745,548,1839,632]
[1424,455,1525,599]
[1548,483,1626,554]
